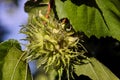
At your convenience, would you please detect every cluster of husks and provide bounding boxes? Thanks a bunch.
[21,11,86,80]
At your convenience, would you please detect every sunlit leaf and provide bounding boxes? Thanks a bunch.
[55,0,120,40]
[0,39,32,80]
[95,0,120,40]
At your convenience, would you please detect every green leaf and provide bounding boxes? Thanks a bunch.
[95,0,120,40]
[55,0,120,40]
[74,57,119,80]
[0,39,32,80]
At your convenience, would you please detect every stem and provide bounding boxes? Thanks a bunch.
[45,0,54,18]
[45,2,51,18]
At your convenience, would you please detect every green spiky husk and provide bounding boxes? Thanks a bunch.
[21,11,87,80]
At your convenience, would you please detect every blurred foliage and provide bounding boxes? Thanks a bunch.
[0,0,19,42]
[0,26,8,42]
[0,0,19,6]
